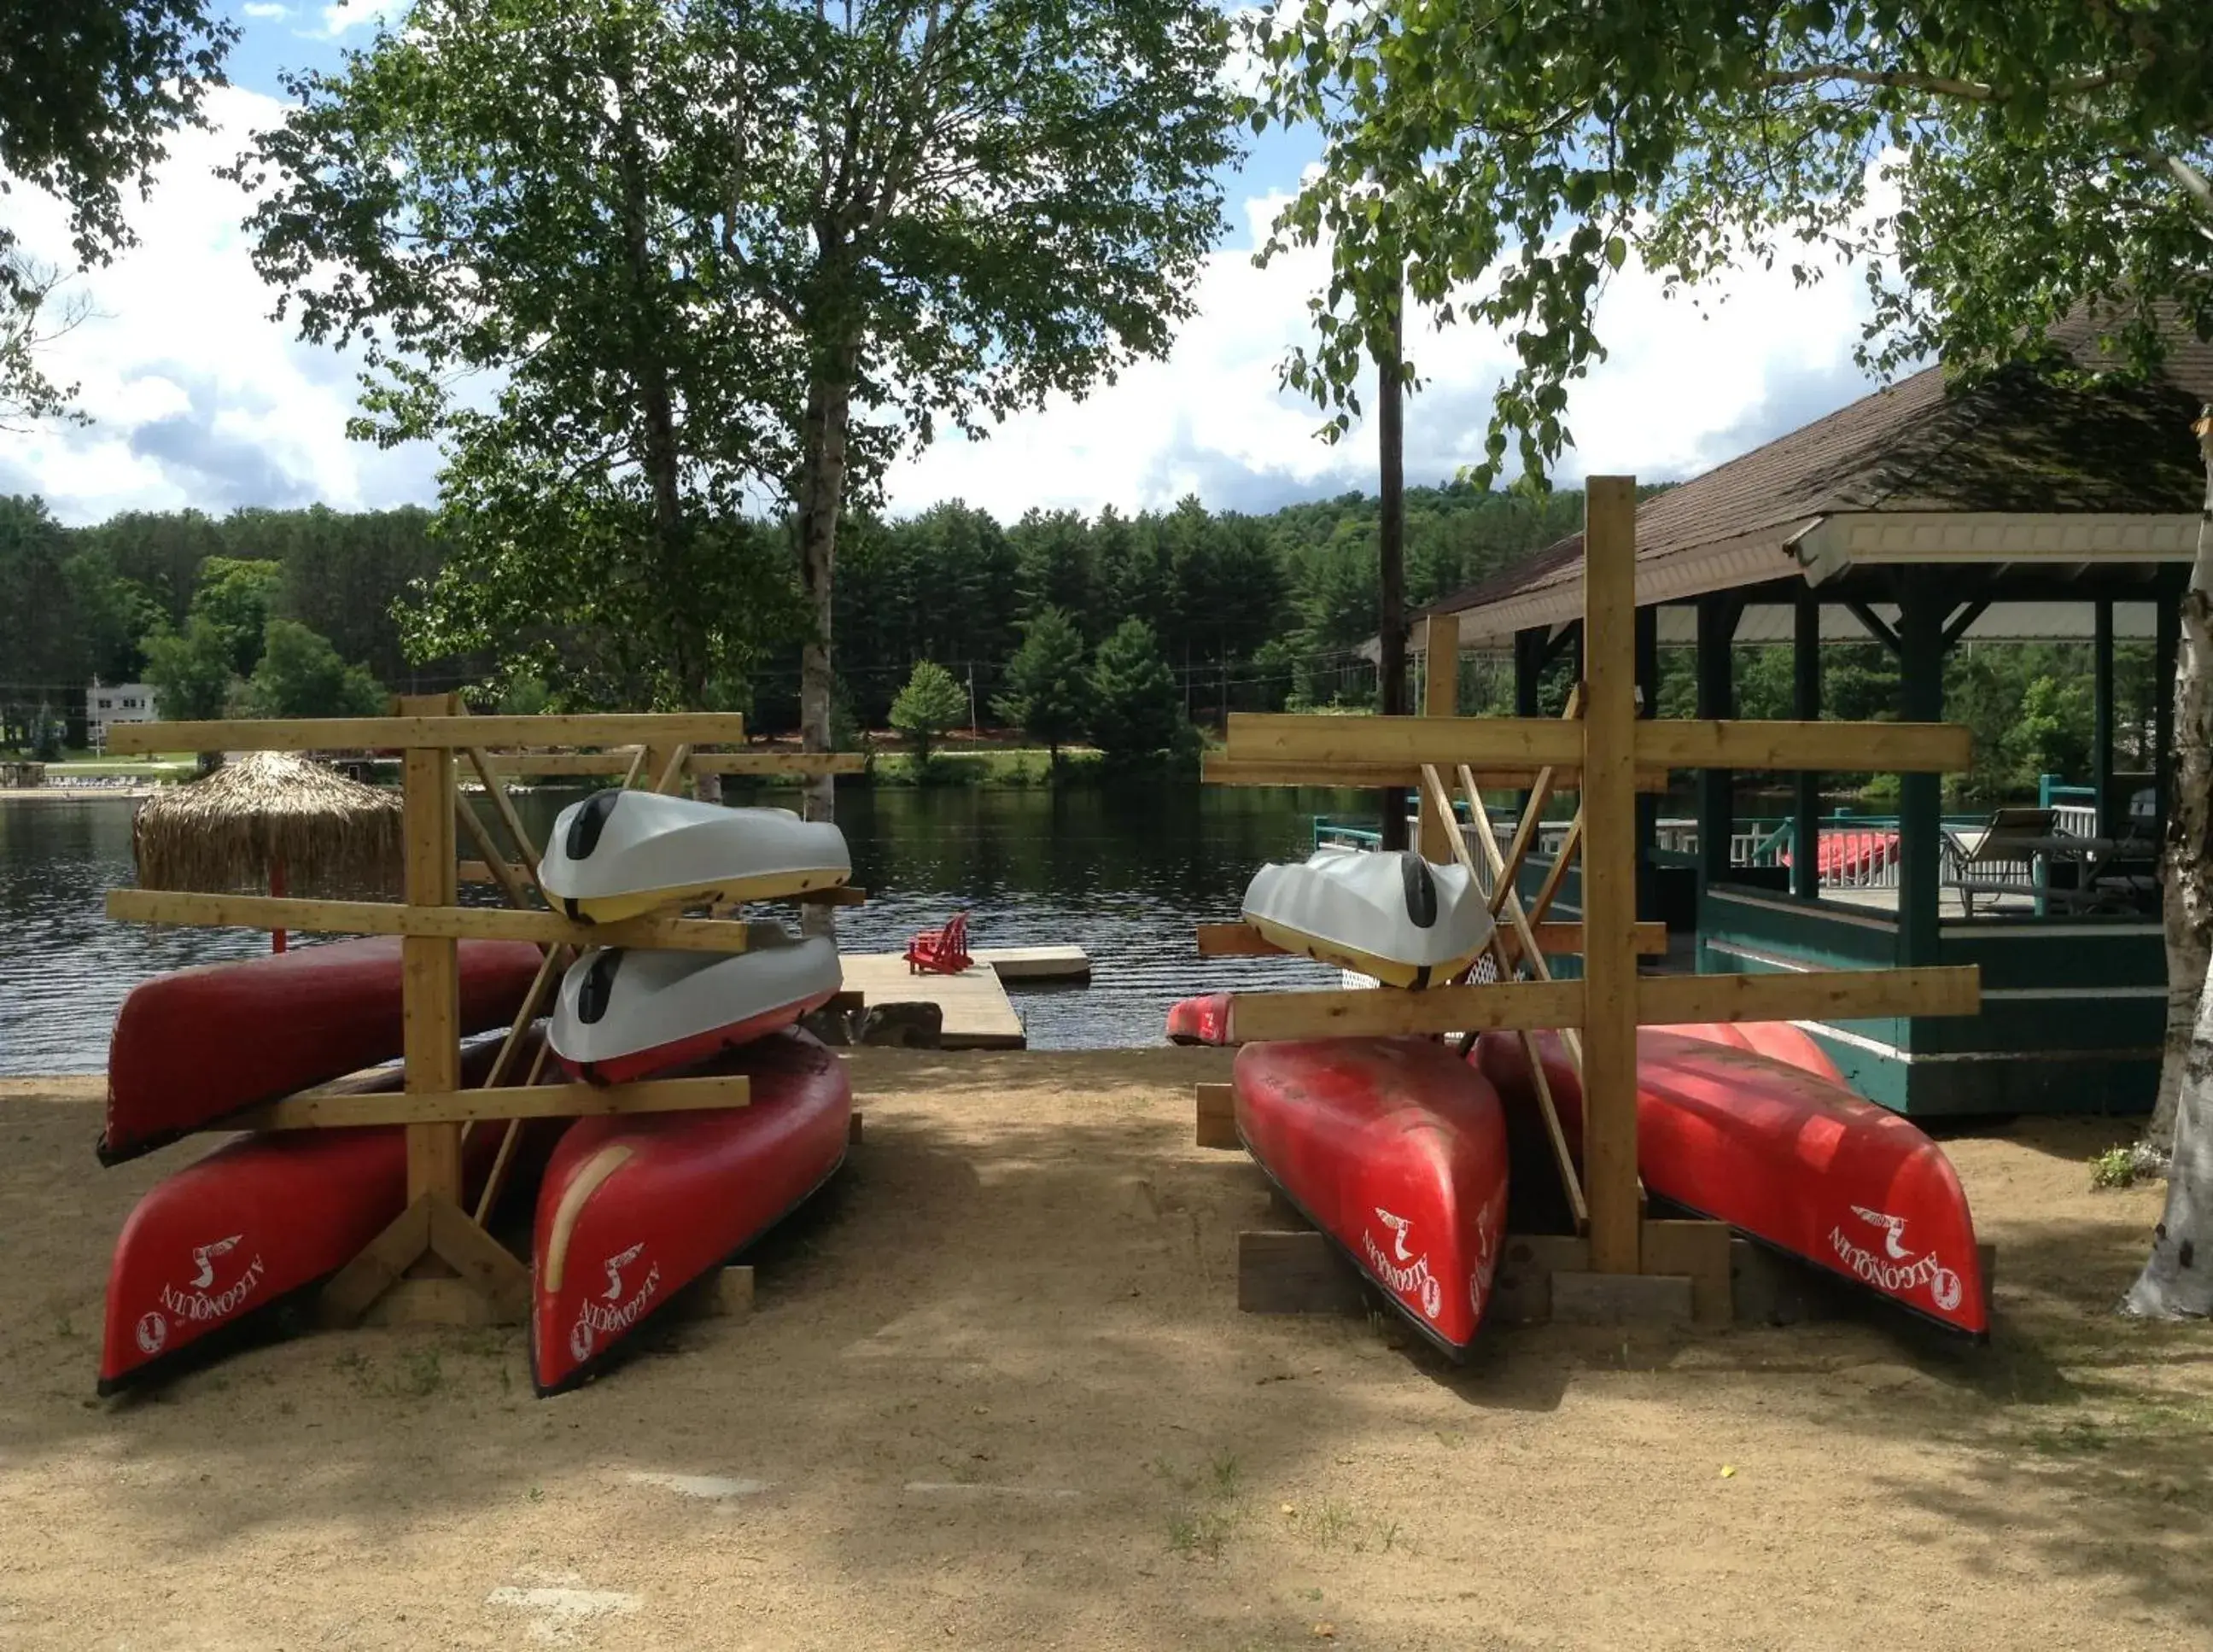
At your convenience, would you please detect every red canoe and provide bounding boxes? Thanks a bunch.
[1660,1020,1845,1085]
[530,1026,852,1394]
[1475,1030,1986,1335]
[1165,993,1233,1047]
[102,937,547,1164]
[1233,1037,1509,1357]
[98,1040,552,1393]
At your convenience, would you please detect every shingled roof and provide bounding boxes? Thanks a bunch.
[1427,316,2213,642]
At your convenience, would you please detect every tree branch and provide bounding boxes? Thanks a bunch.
[1758,62,2136,103]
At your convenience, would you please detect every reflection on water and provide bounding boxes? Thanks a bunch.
[1,782,1372,1074]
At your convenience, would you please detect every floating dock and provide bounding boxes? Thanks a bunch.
[839,946,1089,1050]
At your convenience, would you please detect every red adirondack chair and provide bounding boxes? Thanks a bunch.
[905,912,972,974]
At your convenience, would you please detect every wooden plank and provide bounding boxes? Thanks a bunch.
[1638,966,1981,1024]
[1580,476,1642,1276]
[1550,1271,1694,1327]
[1202,756,1671,791]
[1227,978,1584,1042]
[1418,612,1460,863]
[231,1073,751,1130]
[1527,814,1584,925]
[1225,712,1586,767]
[1642,1218,1734,1328]
[1489,1234,1590,1326]
[972,945,1090,981]
[480,750,865,778]
[1195,919,1663,959]
[675,1266,758,1320]
[426,1194,532,1320]
[453,795,535,911]
[106,711,750,755]
[106,889,763,953]
[1634,719,1971,773]
[1236,1230,1369,1315]
[1194,1082,1239,1149]
[464,748,547,889]
[318,1198,431,1324]
[400,702,463,1209]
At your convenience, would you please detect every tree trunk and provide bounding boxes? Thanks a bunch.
[796,348,858,938]
[1375,277,1408,853]
[2141,406,2213,1165]
[2123,406,2213,1315]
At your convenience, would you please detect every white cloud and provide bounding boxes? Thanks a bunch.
[241,3,290,20]
[312,0,401,38]
[885,191,1888,521]
[1,85,443,525]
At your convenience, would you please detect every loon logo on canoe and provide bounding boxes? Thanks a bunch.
[1363,1206,1443,1321]
[570,1246,663,1363]
[1848,1205,1913,1260]
[603,1242,646,1301]
[158,1235,266,1324]
[1375,1206,1416,1263]
[189,1235,242,1289]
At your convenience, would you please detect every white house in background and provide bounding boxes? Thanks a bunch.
[86,680,159,751]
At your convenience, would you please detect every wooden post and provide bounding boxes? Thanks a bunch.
[1581,478,1640,1275]
[2093,597,2116,838]
[1792,591,1822,901]
[1419,613,1460,863]
[1897,571,1946,965]
[1695,594,1737,888]
[1514,627,1542,820]
[400,698,463,1207]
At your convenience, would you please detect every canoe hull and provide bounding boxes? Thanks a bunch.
[1165,993,1232,1047]
[1659,1021,1845,1085]
[548,933,842,1085]
[1233,1037,1509,1356]
[540,793,850,924]
[102,937,546,1164]
[1241,849,1492,990]
[529,1027,852,1394]
[1475,1030,1986,1335]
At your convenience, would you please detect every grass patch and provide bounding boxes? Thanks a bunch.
[2089,1145,2140,1190]
[1153,1449,1247,1561]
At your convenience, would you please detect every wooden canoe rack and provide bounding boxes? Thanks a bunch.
[103,703,862,1330]
[1194,476,1985,1292]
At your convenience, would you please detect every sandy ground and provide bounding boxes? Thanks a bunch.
[1,1050,2206,1650]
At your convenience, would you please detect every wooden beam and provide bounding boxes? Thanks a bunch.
[1202,756,1671,791]
[318,1198,432,1325]
[1194,1082,1239,1149]
[1527,814,1584,925]
[105,711,750,756]
[477,750,866,778]
[1634,719,1970,773]
[464,748,546,893]
[1637,966,1980,1024]
[1194,919,1665,959]
[1225,713,1585,768]
[425,1195,532,1322]
[231,1072,752,1130]
[454,795,534,912]
[1580,476,1642,1275]
[106,889,765,952]
[1226,978,1585,1042]
[400,698,463,1209]
[1845,599,1903,656]
[1489,682,1580,905]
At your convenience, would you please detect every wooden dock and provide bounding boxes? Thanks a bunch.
[837,944,1089,1048]
[971,945,1089,982]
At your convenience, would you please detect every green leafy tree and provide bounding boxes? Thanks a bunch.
[0,3,235,424]
[186,557,283,676]
[1089,616,1182,763]
[993,607,1089,762]
[140,615,236,723]
[890,659,968,765]
[236,0,1239,853]
[241,618,387,718]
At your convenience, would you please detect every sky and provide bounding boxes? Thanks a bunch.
[1,1,1894,528]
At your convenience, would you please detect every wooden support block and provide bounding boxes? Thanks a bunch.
[363,1276,511,1328]
[848,1111,864,1145]
[1236,1230,1369,1316]
[1194,1082,1239,1149]
[1488,1234,1589,1327]
[1550,1271,1694,1328]
[675,1266,757,1321]
[319,1199,432,1325]
[1641,1218,1734,1328]
[426,1194,532,1322]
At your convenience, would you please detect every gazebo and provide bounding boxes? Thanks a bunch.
[1419,320,2212,1117]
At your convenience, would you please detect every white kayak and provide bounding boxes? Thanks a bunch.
[539,791,851,924]
[1242,847,1493,989]
[547,926,844,1084]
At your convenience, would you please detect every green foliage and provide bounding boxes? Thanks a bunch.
[1244,1,2213,485]
[2090,1146,2140,1191]
[1089,617,1183,763]
[992,607,1090,760]
[0,2,235,423]
[889,661,969,764]
[139,615,236,722]
[240,619,387,719]
[186,557,283,677]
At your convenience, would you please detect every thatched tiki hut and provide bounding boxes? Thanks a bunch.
[131,752,406,950]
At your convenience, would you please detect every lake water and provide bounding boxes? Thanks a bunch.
[0,782,1369,1075]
